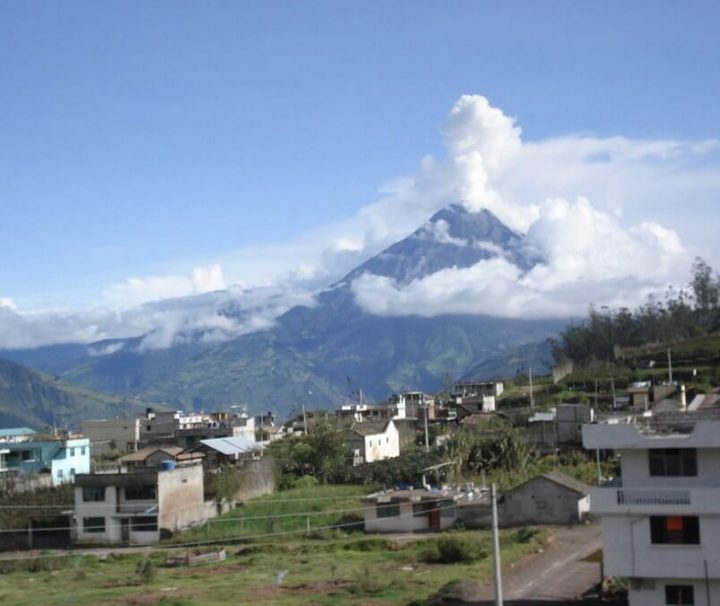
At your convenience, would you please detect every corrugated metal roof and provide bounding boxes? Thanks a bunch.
[0,427,37,437]
[199,436,258,455]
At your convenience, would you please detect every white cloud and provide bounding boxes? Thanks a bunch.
[3,94,719,348]
[102,264,227,309]
[0,284,314,350]
[347,96,701,319]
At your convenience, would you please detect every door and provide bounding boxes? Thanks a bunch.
[428,506,441,531]
[121,518,130,541]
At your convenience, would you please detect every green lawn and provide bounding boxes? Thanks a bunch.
[173,484,371,544]
[0,485,544,605]
[0,527,542,606]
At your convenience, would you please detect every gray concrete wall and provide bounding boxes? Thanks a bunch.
[233,457,276,501]
[500,477,584,526]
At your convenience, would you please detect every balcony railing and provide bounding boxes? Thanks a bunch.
[117,502,157,514]
[617,489,691,506]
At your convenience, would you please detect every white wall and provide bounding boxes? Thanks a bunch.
[602,515,720,579]
[157,464,206,532]
[363,422,400,463]
[628,579,720,606]
[621,448,720,488]
[363,500,456,533]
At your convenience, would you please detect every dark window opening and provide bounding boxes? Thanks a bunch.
[131,516,158,532]
[83,517,105,533]
[650,516,699,545]
[376,502,400,518]
[665,584,694,605]
[82,486,105,502]
[124,485,157,500]
[649,449,697,477]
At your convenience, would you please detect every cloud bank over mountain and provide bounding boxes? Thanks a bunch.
[2,95,718,348]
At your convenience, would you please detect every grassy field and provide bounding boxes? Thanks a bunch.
[0,528,542,606]
[0,485,545,605]
[172,483,371,544]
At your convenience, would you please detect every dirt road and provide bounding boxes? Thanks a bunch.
[474,523,603,604]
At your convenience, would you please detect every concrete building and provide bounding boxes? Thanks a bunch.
[556,403,594,446]
[82,418,140,455]
[584,412,720,606]
[73,462,207,544]
[450,381,504,399]
[499,472,590,526]
[346,420,400,465]
[0,436,90,485]
[0,427,37,443]
[362,489,461,533]
[117,446,185,469]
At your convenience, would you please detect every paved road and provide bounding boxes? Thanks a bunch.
[474,523,603,604]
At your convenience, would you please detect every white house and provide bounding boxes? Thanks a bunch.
[346,420,400,465]
[584,412,720,606]
[362,488,460,533]
[73,462,208,544]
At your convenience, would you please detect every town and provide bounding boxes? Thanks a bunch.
[2,330,719,605]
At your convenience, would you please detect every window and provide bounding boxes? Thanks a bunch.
[650,516,700,545]
[649,449,697,476]
[131,516,158,532]
[21,450,33,461]
[81,447,86,456]
[665,585,694,605]
[124,485,156,500]
[83,517,105,533]
[82,486,105,502]
[440,501,456,518]
[413,502,434,517]
[69,448,75,457]
[376,502,400,518]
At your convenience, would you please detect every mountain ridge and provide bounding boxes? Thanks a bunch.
[0,204,565,418]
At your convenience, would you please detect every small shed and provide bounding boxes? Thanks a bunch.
[499,471,590,526]
[118,446,184,469]
[362,489,460,533]
[182,436,259,467]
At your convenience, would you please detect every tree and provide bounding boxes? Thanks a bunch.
[270,421,349,483]
[691,257,720,327]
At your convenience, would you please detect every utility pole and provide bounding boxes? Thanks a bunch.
[667,349,673,384]
[610,377,616,411]
[491,483,503,606]
[594,378,599,409]
[301,404,308,436]
[529,367,535,408]
[423,394,430,453]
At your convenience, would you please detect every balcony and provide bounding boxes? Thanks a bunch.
[617,489,690,506]
[116,501,157,515]
[592,486,720,515]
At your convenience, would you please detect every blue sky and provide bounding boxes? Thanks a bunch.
[1,1,720,345]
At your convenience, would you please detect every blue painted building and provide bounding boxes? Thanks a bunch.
[0,435,91,485]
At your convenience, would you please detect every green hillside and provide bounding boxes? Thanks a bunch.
[0,358,160,430]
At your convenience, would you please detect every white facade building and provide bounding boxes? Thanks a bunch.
[73,463,207,544]
[584,413,720,606]
[346,420,400,465]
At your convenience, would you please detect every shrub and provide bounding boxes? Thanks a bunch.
[343,538,392,552]
[513,526,538,544]
[136,558,156,583]
[421,535,488,564]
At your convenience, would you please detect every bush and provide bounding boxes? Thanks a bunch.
[421,535,488,564]
[343,538,392,552]
[513,526,538,544]
[136,558,156,583]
